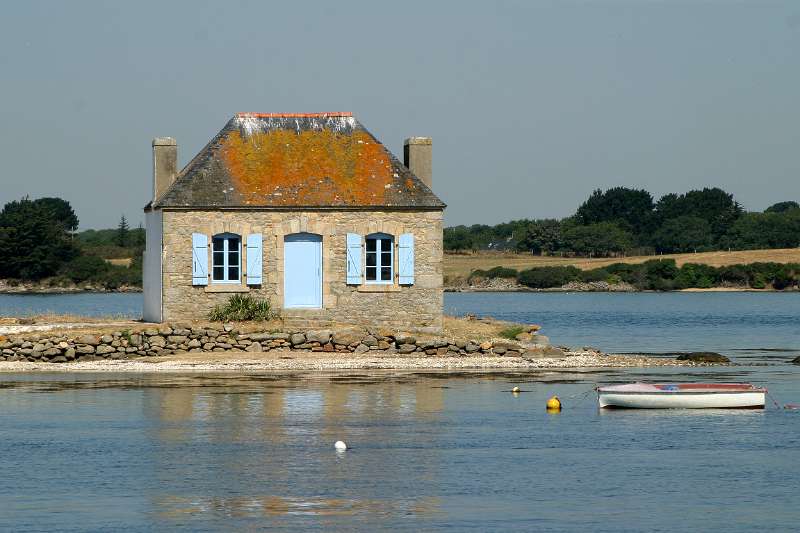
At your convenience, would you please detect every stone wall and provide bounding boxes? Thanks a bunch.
[0,323,557,363]
[158,209,444,332]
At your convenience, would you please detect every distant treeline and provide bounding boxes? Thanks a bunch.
[0,197,142,288]
[471,260,800,291]
[445,187,800,256]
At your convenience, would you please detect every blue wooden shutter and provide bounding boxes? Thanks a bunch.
[346,233,362,284]
[398,233,414,285]
[246,233,263,285]
[192,233,208,286]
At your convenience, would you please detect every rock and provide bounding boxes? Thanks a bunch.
[245,342,262,352]
[100,335,113,344]
[398,344,417,354]
[528,324,542,333]
[306,330,332,344]
[75,345,95,354]
[354,344,370,354]
[436,347,449,356]
[187,339,201,348]
[223,323,234,332]
[493,341,521,351]
[676,352,731,363]
[362,335,378,347]
[524,346,566,359]
[216,343,232,350]
[203,343,215,350]
[167,335,188,344]
[528,335,550,346]
[377,340,391,350]
[96,345,116,355]
[493,347,507,355]
[395,334,416,345]
[332,327,367,346]
[149,336,166,347]
[290,333,306,346]
[373,327,395,339]
[158,326,173,335]
[50,355,67,363]
[465,343,480,353]
[249,333,272,342]
[479,341,492,351]
[77,335,99,346]
[515,332,534,342]
[43,348,61,358]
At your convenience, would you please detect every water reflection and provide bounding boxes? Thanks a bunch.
[137,375,446,524]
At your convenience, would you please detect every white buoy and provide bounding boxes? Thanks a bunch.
[334,440,347,451]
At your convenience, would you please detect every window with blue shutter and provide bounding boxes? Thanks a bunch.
[398,233,415,285]
[192,233,208,286]
[246,233,263,285]
[365,233,394,284]
[346,233,362,284]
[211,233,242,283]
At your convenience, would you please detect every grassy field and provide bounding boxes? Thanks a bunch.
[444,248,800,279]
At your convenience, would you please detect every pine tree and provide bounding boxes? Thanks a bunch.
[116,215,129,247]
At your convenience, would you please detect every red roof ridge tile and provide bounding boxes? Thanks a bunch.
[236,112,353,118]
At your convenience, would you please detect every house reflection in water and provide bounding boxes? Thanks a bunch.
[144,376,445,524]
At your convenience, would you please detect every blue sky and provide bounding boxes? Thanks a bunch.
[1,1,798,228]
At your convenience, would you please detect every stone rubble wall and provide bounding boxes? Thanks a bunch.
[0,324,562,363]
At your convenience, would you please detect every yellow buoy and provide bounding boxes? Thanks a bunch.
[512,386,520,393]
[546,395,562,411]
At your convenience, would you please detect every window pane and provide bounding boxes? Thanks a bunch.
[213,238,224,251]
[213,251,224,267]
[229,237,240,249]
[381,238,392,252]
[366,266,377,281]
[366,252,376,267]
[228,266,239,281]
[381,252,391,267]
[228,250,238,266]
[381,266,391,281]
[213,266,225,280]
[366,239,376,252]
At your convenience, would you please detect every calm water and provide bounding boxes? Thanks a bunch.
[1,292,798,530]
[0,293,142,318]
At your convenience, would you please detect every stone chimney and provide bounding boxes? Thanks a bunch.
[404,137,432,189]
[152,137,177,203]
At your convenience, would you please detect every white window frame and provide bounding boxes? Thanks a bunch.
[365,232,394,284]
[211,233,242,284]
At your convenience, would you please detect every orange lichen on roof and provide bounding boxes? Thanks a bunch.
[219,128,394,206]
[236,112,353,118]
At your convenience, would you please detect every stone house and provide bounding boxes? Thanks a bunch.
[143,112,446,332]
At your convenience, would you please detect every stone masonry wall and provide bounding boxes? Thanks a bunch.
[159,210,443,332]
[0,324,555,363]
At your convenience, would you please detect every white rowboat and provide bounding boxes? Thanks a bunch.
[597,383,766,409]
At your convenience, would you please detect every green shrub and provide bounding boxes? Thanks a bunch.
[485,266,519,279]
[578,268,609,283]
[499,326,526,340]
[209,294,275,322]
[517,266,581,288]
[676,263,718,289]
[62,255,110,283]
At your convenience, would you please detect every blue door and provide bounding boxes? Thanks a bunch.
[284,233,322,308]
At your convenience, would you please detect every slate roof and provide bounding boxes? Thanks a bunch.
[152,113,445,210]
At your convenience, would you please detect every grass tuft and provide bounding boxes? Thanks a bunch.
[208,294,275,322]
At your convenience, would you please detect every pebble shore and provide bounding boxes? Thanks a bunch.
[0,349,694,373]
